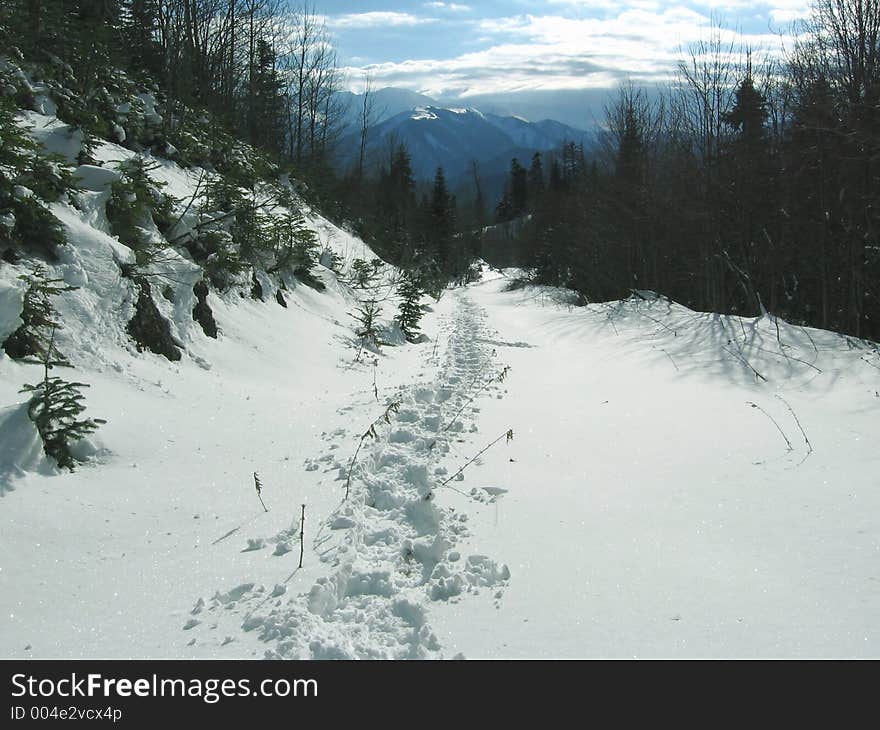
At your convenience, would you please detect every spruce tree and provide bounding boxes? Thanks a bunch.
[396,274,424,343]
[353,299,385,358]
[509,158,528,216]
[20,328,105,472]
[528,152,545,199]
[2,265,77,361]
[268,208,318,273]
[426,167,456,277]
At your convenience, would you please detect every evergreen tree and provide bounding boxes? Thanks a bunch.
[250,37,285,154]
[20,328,105,471]
[548,159,563,192]
[426,166,456,275]
[722,72,775,313]
[2,265,77,362]
[106,156,175,267]
[353,298,385,357]
[395,273,424,342]
[509,158,528,217]
[122,0,162,79]
[0,99,68,260]
[528,152,545,199]
[269,208,319,274]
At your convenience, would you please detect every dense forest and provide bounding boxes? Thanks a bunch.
[493,1,879,340]
[1,0,878,339]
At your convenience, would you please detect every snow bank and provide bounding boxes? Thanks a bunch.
[0,271,25,344]
[0,403,54,491]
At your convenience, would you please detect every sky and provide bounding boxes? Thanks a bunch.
[314,1,812,127]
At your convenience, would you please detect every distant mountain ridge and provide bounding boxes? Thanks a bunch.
[335,91,593,198]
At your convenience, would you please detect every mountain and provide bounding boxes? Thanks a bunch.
[483,113,579,151]
[336,87,440,130]
[336,104,593,199]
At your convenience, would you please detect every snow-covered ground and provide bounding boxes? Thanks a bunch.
[431,277,880,658]
[3,265,879,658]
[1,110,878,657]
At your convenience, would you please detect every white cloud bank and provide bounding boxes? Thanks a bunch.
[339,3,805,97]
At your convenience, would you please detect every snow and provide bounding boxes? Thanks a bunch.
[2,108,879,658]
[0,275,25,343]
[0,403,54,491]
[411,107,439,121]
[427,279,880,658]
[73,164,121,192]
[3,257,878,658]
[17,110,83,164]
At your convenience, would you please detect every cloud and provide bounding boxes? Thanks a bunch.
[342,6,788,98]
[328,12,437,29]
[688,0,812,21]
[423,2,471,11]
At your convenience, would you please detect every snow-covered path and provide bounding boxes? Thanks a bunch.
[184,291,512,658]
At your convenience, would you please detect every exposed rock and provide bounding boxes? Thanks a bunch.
[1,325,37,360]
[275,289,287,308]
[193,280,218,338]
[126,278,181,361]
[294,267,325,292]
[250,272,263,301]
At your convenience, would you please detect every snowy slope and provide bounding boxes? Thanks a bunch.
[427,277,880,658]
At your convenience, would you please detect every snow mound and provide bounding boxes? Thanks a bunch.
[0,403,55,492]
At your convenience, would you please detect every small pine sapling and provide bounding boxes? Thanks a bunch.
[2,265,77,361]
[320,246,342,274]
[395,273,424,343]
[19,328,106,471]
[350,258,379,289]
[0,101,68,259]
[268,208,318,274]
[106,156,176,268]
[353,299,386,360]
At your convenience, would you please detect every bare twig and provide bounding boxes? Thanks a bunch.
[298,504,306,569]
[725,346,768,382]
[775,395,813,457]
[344,400,402,500]
[429,366,511,451]
[433,429,514,495]
[747,401,793,451]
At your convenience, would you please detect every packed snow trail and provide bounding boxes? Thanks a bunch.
[186,292,512,658]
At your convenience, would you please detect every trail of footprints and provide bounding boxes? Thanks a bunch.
[187,293,512,658]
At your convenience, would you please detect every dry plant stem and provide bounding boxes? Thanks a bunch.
[775,394,813,455]
[725,346,768,382]
[429,366,511,451]
[298,504,306,569]
[253,472,268,512]
[344,400,401,500]
[747,401,793,451]
[659,347,679,370]
[435,429,514,492]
